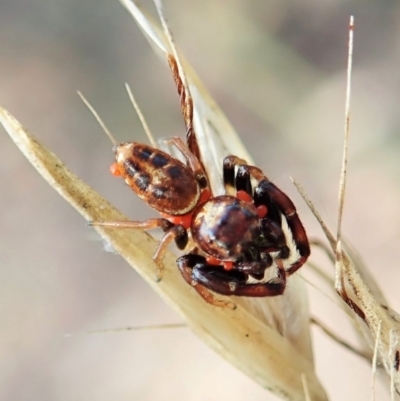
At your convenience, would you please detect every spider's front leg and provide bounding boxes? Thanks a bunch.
[177,254,286,299]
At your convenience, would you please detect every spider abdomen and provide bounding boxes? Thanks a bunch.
[113,142,200,215]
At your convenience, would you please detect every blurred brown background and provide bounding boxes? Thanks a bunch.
[1,0,400,400]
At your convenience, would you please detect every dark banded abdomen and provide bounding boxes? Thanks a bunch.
[114,142,200,216]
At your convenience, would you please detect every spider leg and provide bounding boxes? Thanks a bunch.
[223,155,249,195]
[253,177,310,275]
[235,166,253,195]
[164,137,208,189]
[260,218,289,255]
[89,218,188,280]
[160,52,211,192]
[166,55,200,163]
[176,254,236,308]
[230,256,273,280]
[177,254,286,298]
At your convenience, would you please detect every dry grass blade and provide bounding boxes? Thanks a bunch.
[295,179,400,396]
[293,19,400,391]
[0,105,327,401]
[334,18,400,395]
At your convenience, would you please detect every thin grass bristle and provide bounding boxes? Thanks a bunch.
[334,16,354,299]
[65,323,186,337]
[124,83,157,148]
[77,91,118,146]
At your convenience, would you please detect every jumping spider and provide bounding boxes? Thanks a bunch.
[88,49,309,307]
[90,136,310,307]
